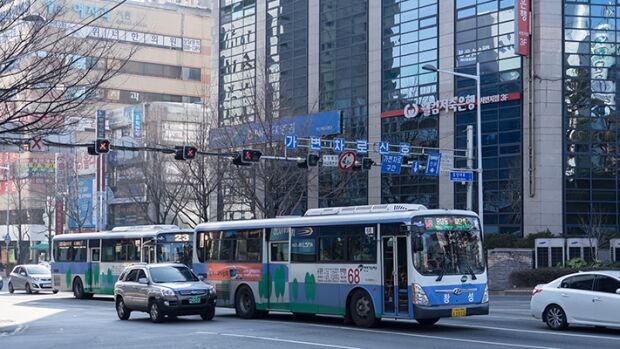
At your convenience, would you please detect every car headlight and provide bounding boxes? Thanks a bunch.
[161,288,176,298]
[207,285,216,297]
[413,283,430,306]
[482,285,489,303]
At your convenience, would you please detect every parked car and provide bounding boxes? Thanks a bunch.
[8,264,58,294]
[0,275,3,290]
[114,263,216,323]
[530,270,620,330]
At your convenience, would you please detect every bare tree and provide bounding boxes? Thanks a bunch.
[0,0,133,141]
[577,205,611,263]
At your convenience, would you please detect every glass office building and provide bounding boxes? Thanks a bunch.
[212,0,608,237]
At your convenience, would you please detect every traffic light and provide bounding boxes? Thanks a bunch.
[362,158,374,170]
[307,154,320,167]
[88,139,110,155]
[232,153,251,166]
[241,149,262,163]
[297,153,320,168]
[174,145,197,160]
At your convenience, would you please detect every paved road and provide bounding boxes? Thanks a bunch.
[0,292,619,349]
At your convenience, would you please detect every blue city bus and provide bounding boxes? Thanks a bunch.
[193,204,488,327]
[51,225,194,299]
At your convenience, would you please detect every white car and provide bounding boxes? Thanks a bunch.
[530,271,620,330]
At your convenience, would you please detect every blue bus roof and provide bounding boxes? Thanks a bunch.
[52,228,193,242]
[195,209,478,232]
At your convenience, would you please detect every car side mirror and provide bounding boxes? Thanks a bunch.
[138,278,149,285]
[20,272,27,277]
[198,275,205,281]
[412,235,424,253]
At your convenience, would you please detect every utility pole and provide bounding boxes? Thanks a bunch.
[466,125,474,211]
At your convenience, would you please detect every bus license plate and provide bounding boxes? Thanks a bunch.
[189,296,201,304]
[451,308,466,317]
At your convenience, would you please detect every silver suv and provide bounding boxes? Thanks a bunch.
[114,263,216,323]
[8,264,58,294]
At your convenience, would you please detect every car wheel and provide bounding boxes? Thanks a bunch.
[416,318,440,327]
[201,306,215,321]
[349,290,379,328]
[116,298,131,320]
[8,282,14,294]
[544,304,568,330]
[52,289,59,295]
[149,301,164,323]
[73,279,84,299]
[235,285,258,319]
[25,283,32,294]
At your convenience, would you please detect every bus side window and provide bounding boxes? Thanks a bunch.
[270,242,289,262]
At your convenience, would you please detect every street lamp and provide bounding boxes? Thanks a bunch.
[422,62,484,229]
[0,165,10,266]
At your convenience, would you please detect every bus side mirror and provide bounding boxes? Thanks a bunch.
[412,235,424,253]
[616,288,620,294]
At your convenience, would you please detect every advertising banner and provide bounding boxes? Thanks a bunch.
[515,0,530,56]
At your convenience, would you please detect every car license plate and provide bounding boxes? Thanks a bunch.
[451,308,466,317]
[189,296,201,304]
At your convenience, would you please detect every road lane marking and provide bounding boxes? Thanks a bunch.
[256,321,562,349]
[446,323,620,341]
[195,331,362,349]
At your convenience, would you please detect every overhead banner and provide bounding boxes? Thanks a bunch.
[515,0,530,56]
[209,110,342,149]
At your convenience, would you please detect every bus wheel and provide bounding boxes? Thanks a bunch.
[416,318,439,326]
[235,285,257,319]
[73,278,85,299]
[349,290,379,328]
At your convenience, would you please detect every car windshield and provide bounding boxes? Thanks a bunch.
[26,266,49,274]
[149,266,198,283]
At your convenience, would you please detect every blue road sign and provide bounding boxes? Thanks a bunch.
[285,135,298,149]
[381,153,403,174]
[333,138,345,153]
[4,232,10,242]
[356,140,368,153]
[310,137,321,151]
[450,170,474,182]
[425,152,441,177]
[379,141,390,154]
[399,143,410,156]
[410,160,420,175]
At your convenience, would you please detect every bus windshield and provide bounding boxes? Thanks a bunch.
[412,216,485,277]
[156,233,193,266]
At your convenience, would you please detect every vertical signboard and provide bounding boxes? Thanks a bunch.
[132,106,143,140]
[515,0,530,56]
[96,110,106,139]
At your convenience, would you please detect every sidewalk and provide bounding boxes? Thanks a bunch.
[0,294,63,334]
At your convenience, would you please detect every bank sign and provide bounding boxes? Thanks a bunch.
[380,92,521,119]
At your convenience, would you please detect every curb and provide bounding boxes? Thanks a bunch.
[0,321,24,336]
[490,290,532,296]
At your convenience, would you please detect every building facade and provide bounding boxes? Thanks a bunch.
[210,0,618,237]
[0,0,212,236]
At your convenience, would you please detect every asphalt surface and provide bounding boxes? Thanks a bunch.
[1,291,619,349]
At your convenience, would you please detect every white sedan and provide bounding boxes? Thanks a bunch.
[530,271,620,330]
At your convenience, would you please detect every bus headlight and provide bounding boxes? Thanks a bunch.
[412,284,430,306]
[482,285,489,303]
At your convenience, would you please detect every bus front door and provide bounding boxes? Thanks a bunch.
[89,247,100,291]
[382,236,409,317]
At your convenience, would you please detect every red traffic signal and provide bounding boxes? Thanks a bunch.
[183,146,197,160]
[92,139,110,154]
[241,149,262,162]
[174,145,198,160]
